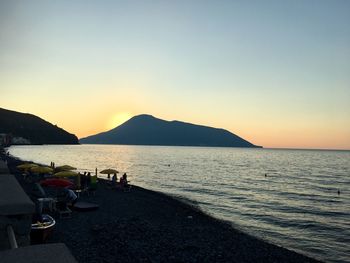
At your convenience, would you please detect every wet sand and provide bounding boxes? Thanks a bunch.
[4,152,322,263]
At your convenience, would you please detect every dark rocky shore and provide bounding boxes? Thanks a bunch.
[3,152,322,263]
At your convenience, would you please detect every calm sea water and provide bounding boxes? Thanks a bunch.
[8,145,350,263]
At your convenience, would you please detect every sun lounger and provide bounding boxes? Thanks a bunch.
[73,201,99,211]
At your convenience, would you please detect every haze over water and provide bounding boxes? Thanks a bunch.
[9,145,350,263]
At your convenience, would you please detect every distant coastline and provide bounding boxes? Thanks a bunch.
[80,142,262,148]
[265,147,350,152]
[0,108,79,146]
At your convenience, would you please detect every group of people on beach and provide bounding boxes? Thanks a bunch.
[79,171,92,189]
[111,172,130,190]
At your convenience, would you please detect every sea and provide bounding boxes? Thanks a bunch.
[8,145,350,263]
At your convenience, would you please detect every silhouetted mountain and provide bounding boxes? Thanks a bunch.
[80,114,261,148]
[0,108,79,145]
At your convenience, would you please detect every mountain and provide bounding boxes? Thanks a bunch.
[0,108,79,145]
[80,114,261,148]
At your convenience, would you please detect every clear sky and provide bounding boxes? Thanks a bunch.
[1,0,349,149]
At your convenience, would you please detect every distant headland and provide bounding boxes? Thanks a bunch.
[80,114,262,148]
[0,108,79,145]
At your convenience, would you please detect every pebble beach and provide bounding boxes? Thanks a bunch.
[4,152,322,263]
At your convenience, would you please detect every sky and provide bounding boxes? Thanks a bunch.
[1,0,349,150]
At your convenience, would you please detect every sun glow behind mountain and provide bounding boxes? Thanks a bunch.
[107,112,133,130]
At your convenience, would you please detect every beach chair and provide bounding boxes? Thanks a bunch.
[56,202,72,218]
[30,183,56,213]
[113,181,131,192]
[55,196,72,218]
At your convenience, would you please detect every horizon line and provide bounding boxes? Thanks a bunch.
[75,143,350,152]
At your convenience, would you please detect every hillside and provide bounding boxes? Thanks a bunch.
[80,114,261,148]
[0,108,79,145]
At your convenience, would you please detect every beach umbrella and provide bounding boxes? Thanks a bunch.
[54,171,79,177]
[55,165,77,172]
[17,163,38,170]
[41,178,73,188]
[100,169,119,174]
[30,166,53,174]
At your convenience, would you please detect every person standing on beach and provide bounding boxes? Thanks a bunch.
[87,172,91,188]
[81,172,87,189]
[112,173,117,186]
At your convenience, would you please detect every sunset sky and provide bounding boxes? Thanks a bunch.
[1,1,349,150]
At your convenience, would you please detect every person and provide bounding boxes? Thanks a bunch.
[87,172,91,188]
[112,173,117,186]
[33,199,43,222]
[30,183,46,222]
[65,188,78,205]
[81,172,87,189]
[120,173,129,188]
[119,173,131,192]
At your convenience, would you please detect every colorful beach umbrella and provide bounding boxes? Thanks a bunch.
[30,166,53,174]
[17,163,38,170]
[41,178,73,188]
[54,171,79,177]
[100,169,119,174]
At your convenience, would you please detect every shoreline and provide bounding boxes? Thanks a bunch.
[2,150,322,263]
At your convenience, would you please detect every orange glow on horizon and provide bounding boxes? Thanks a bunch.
[2,103,349,150]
